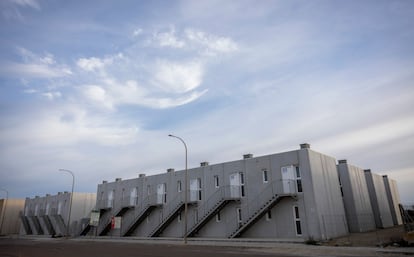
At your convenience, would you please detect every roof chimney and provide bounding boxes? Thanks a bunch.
[102,180,107,184]
[167,168,175,173]
[200,162,209,167]
[338,159,347,164]
[139,174,146,178]
[300,143,310,149]
[115,178,122,182]
[243,153,253,159]
[364,169,371,173]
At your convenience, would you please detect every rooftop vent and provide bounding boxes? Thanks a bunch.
[300,143,310,149]
[243,154,253,159]
[338,159,347,164]
[64,191,69,194]
[167,168,175,173]
[364,169,371,173]
[102,180,108,184]
[115,178,122,182]
[46,194,51,197]
[58,192,62,195]
[139,174,146,178]
[382,175,388,178]
[200,162,209,167]
[35,195,39,198]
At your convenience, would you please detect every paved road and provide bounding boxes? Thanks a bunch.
[1,237,412,257]
[0,238,293,257]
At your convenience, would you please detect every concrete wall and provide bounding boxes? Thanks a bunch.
[0,199,25,235]
[364,170,393,228]
[337,161,376,232]
[383,175,403,226]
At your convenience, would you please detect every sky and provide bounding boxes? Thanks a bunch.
[0,0,413,204]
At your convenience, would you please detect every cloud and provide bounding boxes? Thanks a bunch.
[9,0,40,10]
[1,0,40,21]
[148,27,239,56]
[185,28,238,55]
[42,91,62,100]
[0,48,72,78]
[153,27,185,48]
[153,60,203,93]
[77,54,123,72]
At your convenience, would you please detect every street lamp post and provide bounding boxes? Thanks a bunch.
[58,169,75,237]
[168,134,188,244]
[0,189,8,235]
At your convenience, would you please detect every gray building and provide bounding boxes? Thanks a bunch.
[337,160,376,233]
[383,175,403,226]
[21,192,96,236]
[0,198,25,235]
[364,170,394,229]
[95,144,349,240]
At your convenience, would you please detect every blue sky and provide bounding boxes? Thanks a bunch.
[0,0,413,203]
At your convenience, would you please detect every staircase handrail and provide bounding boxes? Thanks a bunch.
[241,179,296,222]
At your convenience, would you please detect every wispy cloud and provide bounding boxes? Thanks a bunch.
[1,0,40,21]
[0,47,72,78]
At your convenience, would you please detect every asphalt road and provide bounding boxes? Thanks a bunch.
[0,238,293,257]
[1,237,413,257]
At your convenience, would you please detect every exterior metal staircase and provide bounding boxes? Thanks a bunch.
[19,212,33,235]
[51,214,67,236]
[29,215,44,235]
[148,200,185,237]
[186,186,240,237]
[228,180,297,238]
[41,215,56,235]
[123,195,159,236]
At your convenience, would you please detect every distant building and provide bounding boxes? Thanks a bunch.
[364,170,394,229]
[0,198,25,235]
[95,144,349,240]
[383,175,403,226]
[337,160,376,232]
[20,192,96,236]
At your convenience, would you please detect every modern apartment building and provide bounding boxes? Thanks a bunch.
[95,144,349,240]
[20,192,96,236]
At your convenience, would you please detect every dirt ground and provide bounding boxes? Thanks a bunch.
[323,225,409,247]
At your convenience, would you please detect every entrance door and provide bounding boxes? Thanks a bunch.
[229,173,241,198]
[157,183,166,204]
[281,165,295,193]
[190,179,200,202]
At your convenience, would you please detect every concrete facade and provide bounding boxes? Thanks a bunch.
[337,160,376,233]
[364,170,394,229]
[383,175,403,226]
[21,192,96,236]
[95,144,348,240]
[0,199,25,235]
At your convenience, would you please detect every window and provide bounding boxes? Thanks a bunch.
[237,208,242,223]
[178,211,182,222]
[130,187,138,206]
[216,211,221,222]
[177,180,182,192]
[294,206,302,236]
[214,175,219,188]
[266,210,272,221]
[197,179,202,200]
[240,173,245,197]
[262,169,268,183]
[295,166,303,193]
